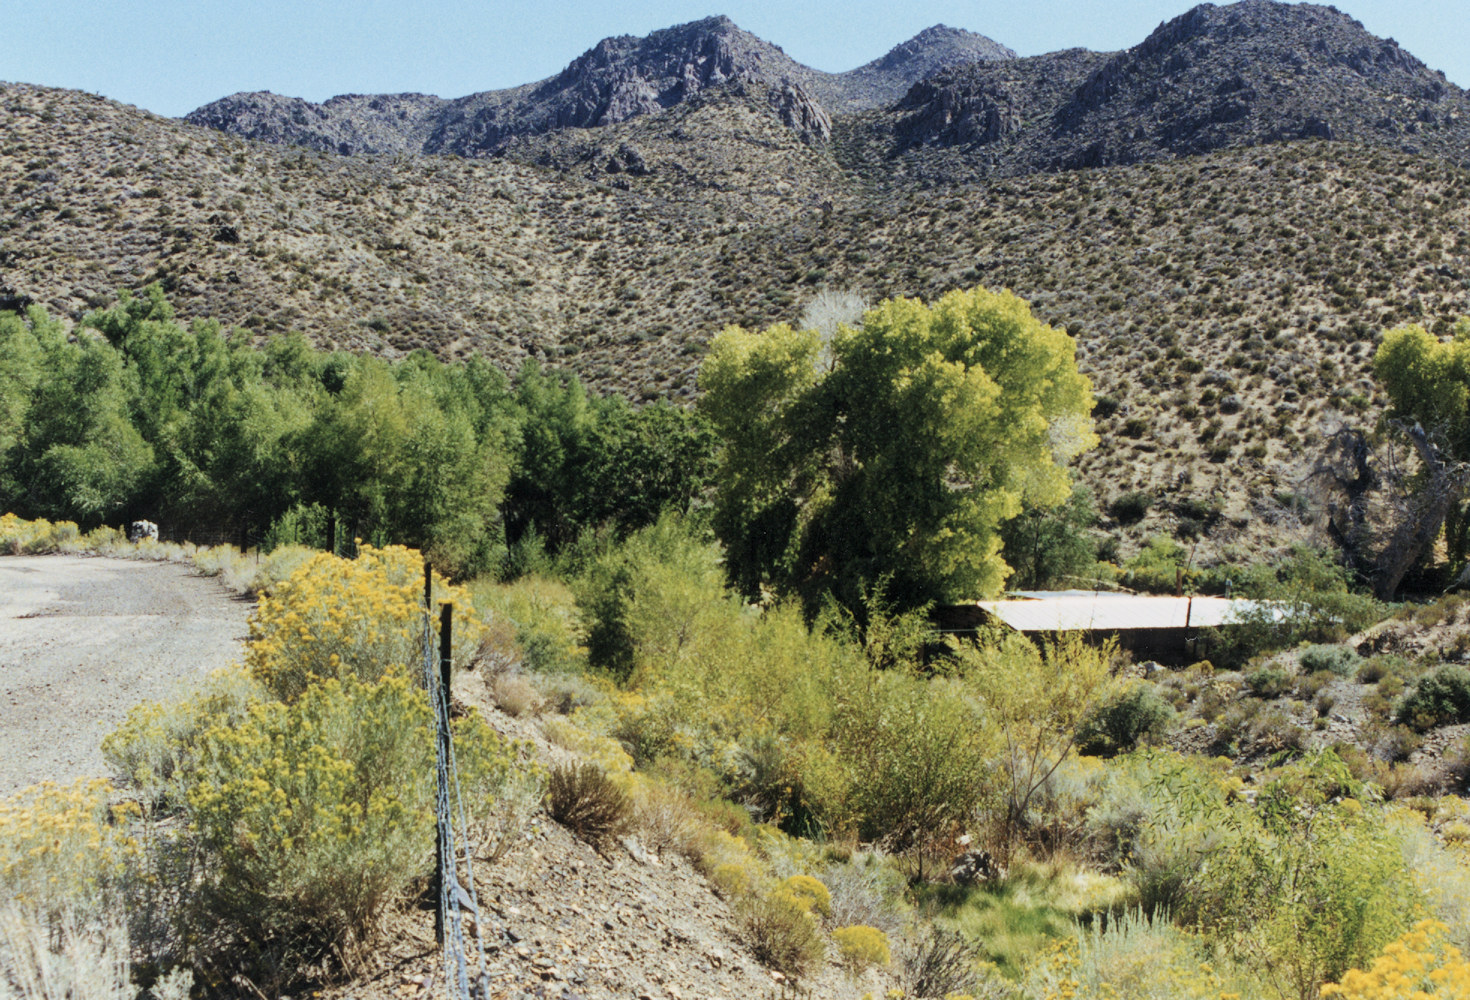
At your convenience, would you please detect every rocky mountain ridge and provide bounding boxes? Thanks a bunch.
[839,0,1470,182]
[184,16,1014,157]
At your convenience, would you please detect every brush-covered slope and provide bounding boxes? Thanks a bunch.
[5,78,1470,556]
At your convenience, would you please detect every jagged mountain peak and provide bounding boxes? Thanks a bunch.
[808,23,1016,112]
[183,16,1020,155]
[866,0,1469,181]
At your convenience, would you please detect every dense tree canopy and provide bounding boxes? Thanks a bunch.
[0,289,716,577]
[699,287,1097,611]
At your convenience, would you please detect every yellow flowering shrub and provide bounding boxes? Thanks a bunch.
[103,666,265,813]
[188,668,517,959]
[711,861,757,899]
[0,513,82,554]
[739,883,826,980]
[834,924,892,971]
[245,543,480,701]
[1323,919,1470,999]
[784,874,833,919]
[0,779,138,917]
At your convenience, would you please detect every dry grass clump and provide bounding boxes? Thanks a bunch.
[629,779,703,861]
[0,905,135,1000]
[489,672,544,717]
[736,887,826,980]
[546,762,633,851]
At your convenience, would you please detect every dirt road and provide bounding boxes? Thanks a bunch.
[0,555,252,795]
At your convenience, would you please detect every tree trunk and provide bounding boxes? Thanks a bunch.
[1374,425,1469,600]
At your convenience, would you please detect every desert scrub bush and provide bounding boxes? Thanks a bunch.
[0,513,80,554]
[1207,546,1386,664]
[1321,918,1470,999]
[1190,753,1422,999]
[1076,683,1176,758]
[1398,665,1470,731]
[822,853,908,935]
[1299,643,1360,677]
[833,924,891,972]
[1245,665,1292,699]
[782,874,832,920]
[573,512,731,682]
[541,716,633,775]
[0,779,138,919]
[187,668,517,972]
[1018,754,1109,858]
[0,904,134,1000]
[246,543,479,701]
[738,885,826,980]
[1110,490,1153,526]
[834,670,993,853]
[103,666,265,813]
[467,574,583,673]
[900,926,989,999]
[546,762,632,851]
[1121,536,1199,594]
[628,777,702,861]
[1085,751,1232,902]
[956,633,1111,865]
[489,670,544,717]
[454,713,544,864]
[1019,908,1256,1000]
[1248,706,1308,755]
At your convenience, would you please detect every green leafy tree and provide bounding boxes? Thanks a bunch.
[501,362,715,559]
[999,487,1100,591]
[700,287,1096,611]
[3,323,153,524]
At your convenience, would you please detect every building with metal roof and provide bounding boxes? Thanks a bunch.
[938,591,1278,665]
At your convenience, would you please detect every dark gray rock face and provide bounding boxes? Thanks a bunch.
[865,0,1470,181]
[184,2,1470,184]
[423,16,833,153]
[183,17,1012,156]
[807,24,1016,113]
[185,91,448,156]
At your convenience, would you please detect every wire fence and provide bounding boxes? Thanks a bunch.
[422,573,489,1000]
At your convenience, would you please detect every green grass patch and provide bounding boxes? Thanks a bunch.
[914,862,1133,978]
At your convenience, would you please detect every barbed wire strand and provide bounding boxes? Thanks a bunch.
[423,609,490,999]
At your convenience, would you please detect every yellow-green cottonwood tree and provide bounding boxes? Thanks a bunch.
[699,287,1096,611]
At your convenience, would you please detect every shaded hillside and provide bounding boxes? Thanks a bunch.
[185,16,1013,156]
[841,0,1470,182]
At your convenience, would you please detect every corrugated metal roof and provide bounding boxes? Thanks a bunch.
[975,593,1273,632]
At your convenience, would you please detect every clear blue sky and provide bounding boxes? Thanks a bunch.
[4,0,1465,118]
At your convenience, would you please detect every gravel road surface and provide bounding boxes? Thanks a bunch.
[0,555,252,795]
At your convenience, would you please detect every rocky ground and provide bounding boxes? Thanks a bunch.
[0,555,251,795]
[0,554,888,998]
[321,815,888,1000]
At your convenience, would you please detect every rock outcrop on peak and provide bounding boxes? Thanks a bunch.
[185,91,449,157]
[845,0,1470,183]
[806,24,1017,113]
[183,16,1016,156]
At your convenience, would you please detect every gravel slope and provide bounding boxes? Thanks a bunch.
[0,555,252,795]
